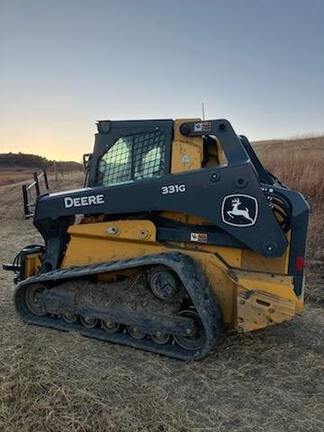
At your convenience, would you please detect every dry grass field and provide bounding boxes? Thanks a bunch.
[0,138,323,432]
[0,167,35,186]
[0,167,82,187]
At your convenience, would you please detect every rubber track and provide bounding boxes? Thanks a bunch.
[14,252,223,360]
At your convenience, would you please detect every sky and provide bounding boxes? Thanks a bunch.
[1,0,324,161]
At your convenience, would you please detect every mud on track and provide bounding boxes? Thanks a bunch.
[0,177,323,432]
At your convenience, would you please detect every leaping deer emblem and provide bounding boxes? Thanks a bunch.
[227,197,254,223]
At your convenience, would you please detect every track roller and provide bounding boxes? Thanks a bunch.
[80,316,98,328]
[151,331,170,345]
[102,320,120,334]
[24,284,47,317]
[174,310,206,351]
[62,313,78,324]
[127,325,146,339]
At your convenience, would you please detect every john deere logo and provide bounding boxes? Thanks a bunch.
[221,194,258,227]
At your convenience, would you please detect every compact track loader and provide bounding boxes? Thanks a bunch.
[4,118,309,360]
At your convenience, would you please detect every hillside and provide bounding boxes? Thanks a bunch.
[0,152,82,170]
[0,152,82,186]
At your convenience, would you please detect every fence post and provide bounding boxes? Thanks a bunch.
[33,172,40,196]
[54,161,58,181]
[22,184,29,218]
[43,169,49,190]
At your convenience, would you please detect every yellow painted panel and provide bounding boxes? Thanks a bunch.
[236,290,296,332]
[25,253,42,278]
[241,231,291,274]
[69,220,156,242]
[171,118,204,173]
[61,220,302,328]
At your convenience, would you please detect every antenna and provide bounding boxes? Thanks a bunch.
[201,102,206,120]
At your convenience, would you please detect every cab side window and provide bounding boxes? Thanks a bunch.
[97,130,166,186]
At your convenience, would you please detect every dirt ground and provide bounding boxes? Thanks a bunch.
[0,175,323,432]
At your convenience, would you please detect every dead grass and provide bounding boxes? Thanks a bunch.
[0,167,82,187]
[0,297,323,431]
[254,138,324,208]
[0,169,32,186]
[0,143,323,432]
